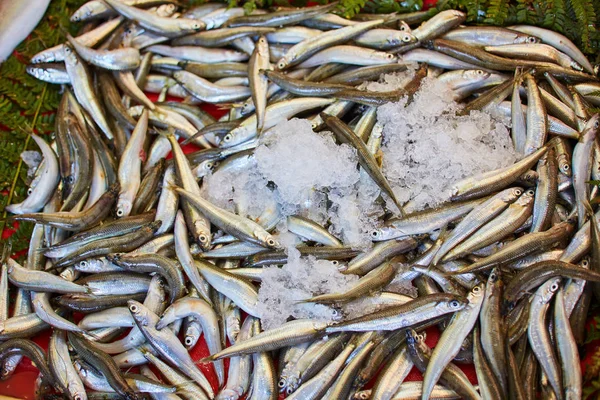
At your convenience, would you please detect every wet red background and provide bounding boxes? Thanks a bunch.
[1,0,598,398]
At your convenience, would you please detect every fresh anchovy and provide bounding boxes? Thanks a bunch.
[528,278,563,399]
[443,188,535,260]
[326,293,467,333]
[204,319,327,361]
[67,34,140,71]
[277,19,385,70]
[63,45,113,140]
[422,284,484,400]
[68,332,137,400]
[48,330,87,400]
[176,187,279,249]
[508,25,595,74]
[412,10,466,42]
[226,3,337,28]
[297,45,396,68]
[6,258,89,294]
[103,0,205,37]
[441,26,539,46]
[452,220,573,274]
[342,238,417,275]
[5,135,59,215]
[451,147,546,201]
[371,197,486,241]
[573,115,600,228]
[433,187,523,265]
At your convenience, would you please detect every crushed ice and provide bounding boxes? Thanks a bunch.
[201,72,518,328]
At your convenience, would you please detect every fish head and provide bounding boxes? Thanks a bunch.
[398,21,411,32]
[369,226,401,241]
[179,18,206,32]
[401,32,418,44]
[515,188,536,206]
[128,300,152,326]
[539,277,561,303]
[148,276,167,303]
[256,231,279,249]
[514,35,540,44]
[116,198,133,218]
[500,186,524,203]
[70,390,86,400]
[157,4,177,17]
[557,154,571,176]
[439,296,467,313]
[276,57,289,71]
[463,69,490,83]
[467,282,485,303]
[1,356,19,378]
[70,4,93,23]
[193,224,212,250]
[256,36,269,53]
[62,45,79,66]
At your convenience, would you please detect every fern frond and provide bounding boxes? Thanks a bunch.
[484,0,509,25]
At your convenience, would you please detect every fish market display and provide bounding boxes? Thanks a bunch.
[2,1,600,399]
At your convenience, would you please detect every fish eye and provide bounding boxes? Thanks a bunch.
[595,121,600,129]
[277,62,285,69]
[224,134,232,142]
[477,70,484,75]
[74,395,83,400]
[267,238,276,246]
[129,304,139,312]
[278,379,286,388]
[27,188,32,195]
[563,164,570,170]
[199,234,208,243]
[185,337,194,346]
[528,37,537,43]
[386,54,395,59]
[526,189,534,196]
[551,283,559,291]
[116,208,124,217]
[515,188,522,195]
[489,272,496,280]
[79,260,88,268]
[582,259,589,267]
[331,260,339,266]
[450,300,460,308]
[371,230,379,237]
[402,35,412,42]
[472,286,481,293]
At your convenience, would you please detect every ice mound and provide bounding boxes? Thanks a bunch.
[256,246,358,330]
[201,155,276,220]
[255,118,382,248]
[255,118,360,209]
[378,77,517,212]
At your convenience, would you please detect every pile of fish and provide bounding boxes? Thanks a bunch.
[2,0,600,399]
